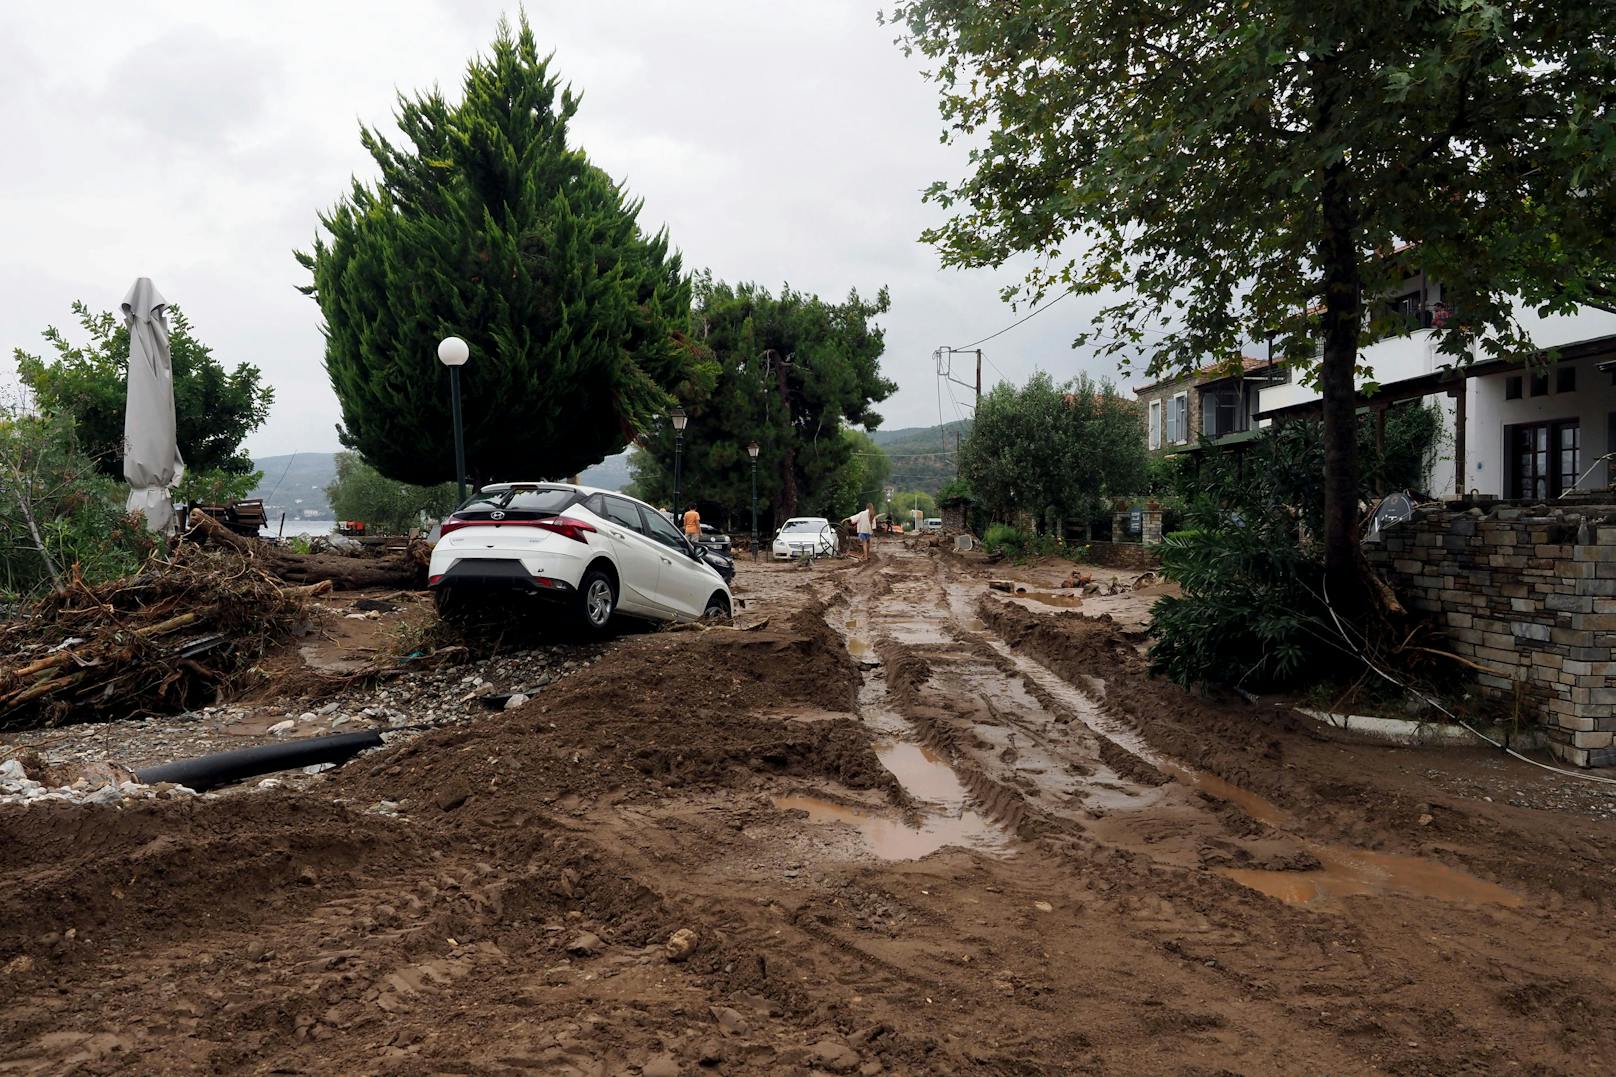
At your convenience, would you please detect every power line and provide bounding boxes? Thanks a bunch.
[952,291,1072,350]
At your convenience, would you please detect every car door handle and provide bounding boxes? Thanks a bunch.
[609,530,625,539]
[660,556,672,565]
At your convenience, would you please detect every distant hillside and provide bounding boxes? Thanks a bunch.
[577,451,631,491]
[869,420,971,494]
[250,452,337,520]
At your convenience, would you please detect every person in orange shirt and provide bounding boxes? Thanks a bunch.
[682,503,700,539]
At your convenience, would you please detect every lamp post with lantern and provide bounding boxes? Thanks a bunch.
[437,336,470,503]
[747,441,761,559]
[670,407,688,515]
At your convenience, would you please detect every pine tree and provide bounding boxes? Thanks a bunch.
[296,16,712,486]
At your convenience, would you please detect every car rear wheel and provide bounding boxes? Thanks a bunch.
[703,593,732,623]
[433,586,461,617]
[575,568,616,635]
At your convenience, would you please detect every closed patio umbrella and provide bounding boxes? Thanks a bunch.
[122,277,185,531]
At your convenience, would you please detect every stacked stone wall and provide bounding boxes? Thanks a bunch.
[1366,503,1616,767]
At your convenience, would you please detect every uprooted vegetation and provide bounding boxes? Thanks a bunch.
[0,545,329,731]
[0,513,437,732]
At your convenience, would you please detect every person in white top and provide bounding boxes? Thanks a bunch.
[845,503,875,562]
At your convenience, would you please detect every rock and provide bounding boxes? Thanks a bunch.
[566,932,603,957]
[1417,813,1434,827]
[434,786,469,812]
[504,694,529,711]
[696,1038,726,1065]
[299,711,317,723]
[298,866,319,886]
[809,1039,861,1073]
[4,954,35,975]
[859,1061,884,1076]
[664,928,699,962]
[268,720,296,736]
[710,1005,750,1036]
[317,702,340,716]
[1033,900,1054,913]
[84,785,125,806]
[641,1056,681,1077]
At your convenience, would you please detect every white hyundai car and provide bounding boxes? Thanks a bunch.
[770,517,840,560]
[429,483,733,634]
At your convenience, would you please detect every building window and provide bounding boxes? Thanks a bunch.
[1557,365,1576,393]
[1529,372,1549,397]
[1171,392,1189,444]
[1504,376,1522,400]
[1509,420,1579,499]
[1201,389,1244,439]
[1148,399,1162,450]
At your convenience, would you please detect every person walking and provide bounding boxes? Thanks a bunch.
[682,503,701,540]
[845,502,875,562]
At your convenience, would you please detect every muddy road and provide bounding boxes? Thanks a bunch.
[4,540,1616,1074]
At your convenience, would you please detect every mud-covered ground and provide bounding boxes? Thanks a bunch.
[4,537,1616,1074]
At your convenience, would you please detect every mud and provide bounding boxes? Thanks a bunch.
[5,539,1616,1073]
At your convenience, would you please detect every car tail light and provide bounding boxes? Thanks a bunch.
[428,574,444,586]
[437,516,595,543]
[535,516,596,543]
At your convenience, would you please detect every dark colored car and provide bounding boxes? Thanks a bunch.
[697,545,735,584]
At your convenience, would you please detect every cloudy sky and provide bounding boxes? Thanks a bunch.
[0,0,1150,459]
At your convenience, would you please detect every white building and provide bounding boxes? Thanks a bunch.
[1257,278,1616,499]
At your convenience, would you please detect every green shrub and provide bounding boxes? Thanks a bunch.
[1147,515,1324,690]
[982,523,1027,554]
[0,412,152,598]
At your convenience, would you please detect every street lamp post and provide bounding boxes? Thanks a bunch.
[670,407,688,515]
[437,336,470,503]
[747,441,761,560]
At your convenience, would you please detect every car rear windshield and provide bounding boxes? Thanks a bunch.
[455,486,579,520]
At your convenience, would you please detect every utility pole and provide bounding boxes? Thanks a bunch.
[974,349,982,402]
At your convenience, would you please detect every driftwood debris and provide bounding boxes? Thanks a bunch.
[187,510,427,591]
[0,546,333,731]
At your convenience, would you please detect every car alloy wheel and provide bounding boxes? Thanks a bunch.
[585,577,614,626]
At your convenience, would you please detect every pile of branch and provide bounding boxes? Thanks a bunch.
[187,510,429,590]
[0,545,330,732]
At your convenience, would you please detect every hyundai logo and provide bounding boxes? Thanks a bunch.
[490,510,506,520]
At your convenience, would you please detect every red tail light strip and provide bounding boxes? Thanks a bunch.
[439,516,597,543]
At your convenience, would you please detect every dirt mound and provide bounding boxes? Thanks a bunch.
[977,596,1146,677]
[347,607,898,811]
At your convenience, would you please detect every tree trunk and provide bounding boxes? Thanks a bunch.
[1315,55,1364,608]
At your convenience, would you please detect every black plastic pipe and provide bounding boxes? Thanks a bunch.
[133,730,384,792]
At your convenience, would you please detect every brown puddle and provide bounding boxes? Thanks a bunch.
[1225,848,1522,908]
[876,741,968,804]
[1157,761,1290,828]
[774,794,1006,861]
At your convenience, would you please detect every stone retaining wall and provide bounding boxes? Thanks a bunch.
[1084,540,1161,571]
[1366,502,1616,767]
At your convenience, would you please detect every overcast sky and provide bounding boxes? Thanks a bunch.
[0,0,1151,460]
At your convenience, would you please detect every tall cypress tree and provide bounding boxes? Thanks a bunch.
[297,16,712,486]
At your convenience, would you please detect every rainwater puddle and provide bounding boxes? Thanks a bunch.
[1156,760,1289,828]
[846,636,873,660]
[1225,848,1522,908]
[877,740,973,804]
[774,794,1005,861]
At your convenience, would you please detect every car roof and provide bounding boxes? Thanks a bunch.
[474,481,653,508]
